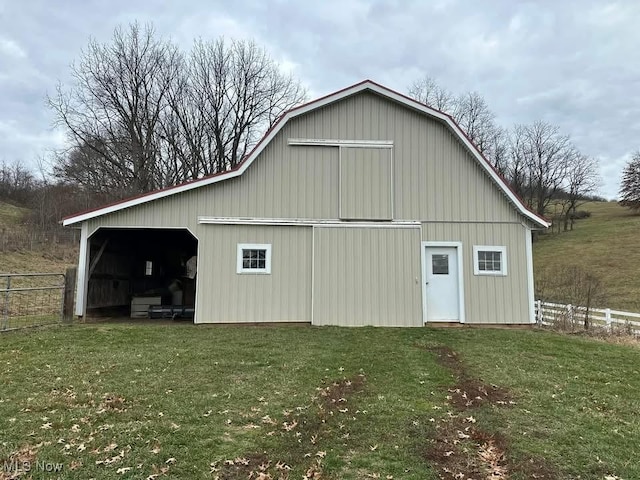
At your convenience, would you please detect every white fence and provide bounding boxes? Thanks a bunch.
[535,300,640,332]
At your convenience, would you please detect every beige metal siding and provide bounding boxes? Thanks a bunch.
[84,90,520,228]
[196,225,312,323]
[313,227,422,326]
[340,147,392,220]
[422,222,530,324]
[288,91,521,223]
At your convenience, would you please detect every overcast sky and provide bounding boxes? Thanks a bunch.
[1,0,638,198]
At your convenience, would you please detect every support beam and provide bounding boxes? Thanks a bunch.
[525,227,536,324]
[88,238,109,278]
[75,222,90,317]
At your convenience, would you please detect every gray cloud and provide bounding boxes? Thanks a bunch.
[1,0,638,197]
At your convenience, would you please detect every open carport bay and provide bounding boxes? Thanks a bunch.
[86,228,197,319]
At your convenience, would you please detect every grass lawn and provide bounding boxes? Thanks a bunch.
[1,324,639,479]
[534,201,640,312]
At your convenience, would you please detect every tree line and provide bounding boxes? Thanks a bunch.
[0,159,106,231]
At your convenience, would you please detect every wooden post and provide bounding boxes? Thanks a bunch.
[605,308,612,332]
[2,275,10,330]
[63,267,77,322]
[536,300,542,326]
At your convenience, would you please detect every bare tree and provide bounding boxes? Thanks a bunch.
[509,121,575,216]
[52,141,137,199]
[0,159,35,204]
[407,76,454,112]
[165,38,307,177]
[48,23,183,196]
[407,77,505,171]
[560,154,600,231]
[536,265,605,331]
[619,151,640,212]
[49,23,306,199]
[453,91,497,155]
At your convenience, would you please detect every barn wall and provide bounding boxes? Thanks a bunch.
[195,225,312,323]
[288,92,521,223]
[86,251,131,308]
[312,226,423,327]
[75,89,535,325]
[422,222,530,324]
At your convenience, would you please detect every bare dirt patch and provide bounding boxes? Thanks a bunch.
[422,346,559,480]
[428,346,513,410]
[214,453,274,479]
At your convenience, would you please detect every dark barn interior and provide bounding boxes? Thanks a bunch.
[86,228,198,320]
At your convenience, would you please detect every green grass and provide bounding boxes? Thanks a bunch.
[1,325,639,479]
[534,201,640,311]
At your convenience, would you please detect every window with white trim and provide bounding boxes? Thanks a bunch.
[237,244,272,274]
[473,246,507,276]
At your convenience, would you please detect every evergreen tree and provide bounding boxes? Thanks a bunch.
[619,152,640,211]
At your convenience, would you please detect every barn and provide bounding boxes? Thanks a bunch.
[62,80,549,327]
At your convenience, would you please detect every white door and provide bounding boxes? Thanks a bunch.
[424,246,460,322]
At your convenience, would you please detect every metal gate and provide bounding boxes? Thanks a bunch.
[1,273,67,331]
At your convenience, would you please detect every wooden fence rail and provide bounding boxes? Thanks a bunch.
[535,300,640,332]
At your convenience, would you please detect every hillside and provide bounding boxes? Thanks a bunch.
[534,201,640,312]
[0,200,29,226]
[0,200,77,274]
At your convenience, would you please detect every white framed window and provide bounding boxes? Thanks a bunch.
[473,246,507,276]
[236,243,272,274]
[145,260,153,276]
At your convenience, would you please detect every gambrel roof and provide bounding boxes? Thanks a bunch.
[63,80,550,228]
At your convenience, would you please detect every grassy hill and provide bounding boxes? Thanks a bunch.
[0,201,77,274]
[534,201,640,312]
[0,200,29,226]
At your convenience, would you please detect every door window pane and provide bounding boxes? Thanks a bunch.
[432,254,449,275]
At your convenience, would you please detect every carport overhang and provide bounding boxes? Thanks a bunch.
[75,223,199,321]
